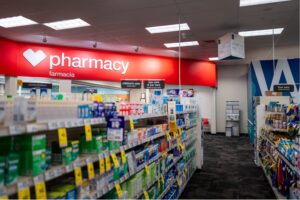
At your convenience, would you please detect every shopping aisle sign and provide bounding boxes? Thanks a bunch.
[144,80,165,89]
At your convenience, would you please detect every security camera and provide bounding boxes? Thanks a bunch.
[42,36,47,43]
[134,46,139,53]
[93,42,97,48]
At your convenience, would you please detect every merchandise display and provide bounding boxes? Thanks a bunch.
[0,0,298,199]
[258,102,300,199]
[0,95,199,199]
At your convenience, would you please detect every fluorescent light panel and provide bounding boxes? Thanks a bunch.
[0,16,37,28]
[238,28,284,37]
[44,18,90,30]
[240,0,291,7]
[164,41,199,48]
[146,23,190,34]
[209,57,219,61]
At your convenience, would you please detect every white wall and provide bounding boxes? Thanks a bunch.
[216,64,249,134]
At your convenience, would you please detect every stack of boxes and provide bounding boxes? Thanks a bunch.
[225,101,240,137]
[15,135,47,176]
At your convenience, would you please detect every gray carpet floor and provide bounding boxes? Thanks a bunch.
[180,133,275,199]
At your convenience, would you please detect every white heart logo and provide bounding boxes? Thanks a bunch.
[23,49,47,67]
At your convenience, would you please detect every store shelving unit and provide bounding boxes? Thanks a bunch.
[258,105,300,200]
[259,158,286,200]
[1,100,200,200]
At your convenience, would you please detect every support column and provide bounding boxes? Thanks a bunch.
[5,76,17,97]
[211,88,217,134]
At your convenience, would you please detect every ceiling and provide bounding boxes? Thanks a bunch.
[0,0,299,63]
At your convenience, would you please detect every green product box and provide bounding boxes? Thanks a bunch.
[14,134,46,151]
[0,137,13,154]
[46,148,52,169]
[113,167,120,181]
[127,176,137,198]
[0,156,5,186]
[5,153,19,185]
[79,135,92,154]
[18,150,45,176]
[93,136,103,154]
[68,140,79,161]
[79,135,104,154]
[52,145,72,165]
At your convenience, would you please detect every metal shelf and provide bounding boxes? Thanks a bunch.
[259,158,286,200]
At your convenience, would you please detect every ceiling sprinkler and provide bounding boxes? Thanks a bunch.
[42,36,47,43]
[93,42,97,48]
[134,46,139,53]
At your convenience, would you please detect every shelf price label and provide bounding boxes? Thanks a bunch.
[111,153,119,167]
[105,156,112,172]
[74,166,83,186]
[87,161,95,180]
[33,175,47,200]
[177,177,182,186]
[166,132,171,141]
[129,117,134,130]
[173,131,178,138]
[85,124,92,141]
[178,128,182,135]
[34,181,47,199]
[179,143,185,151]
[0,188,8,200]
[115,184,123,198]
[176,136,181,143]
[18,182,30,200]
[58,128,68,147]
[99,158,105,175]
[161,175,164,184]
[121,150,126,163]
[144,191,150,200]
[145,164,150,175]
[0,195,8,200]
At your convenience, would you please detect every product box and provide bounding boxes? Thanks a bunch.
[68,140,79,161]
[0,156,5,186]
[52,143,73,166]
[5,153,19,185]
[18,149,46,176]
[14,134,46,151]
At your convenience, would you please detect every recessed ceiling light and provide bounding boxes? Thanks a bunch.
[0,16,37,28]
[164,41,199,48]
[146,23,190,34]
[209,57,219,61]
[238,28,284,37]
[240,0,291,7]
[44,18,90,30]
